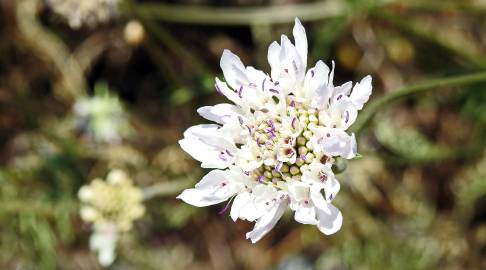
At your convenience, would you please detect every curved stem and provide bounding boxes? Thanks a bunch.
[351,71,486,133]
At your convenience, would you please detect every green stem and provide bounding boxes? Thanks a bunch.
[142,177,195,201]
[351,71,486,133]
[128,1,348,25]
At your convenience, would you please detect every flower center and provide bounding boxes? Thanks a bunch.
[248,103,325,185]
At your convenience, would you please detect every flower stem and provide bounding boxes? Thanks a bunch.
[351,71,486,133]
[142,177,196,201]
[128,1,348,25]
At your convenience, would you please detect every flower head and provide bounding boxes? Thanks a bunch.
[46,0,120,29]
[78,169,145,265]
[178,18,372,243]
[74,83,132,143]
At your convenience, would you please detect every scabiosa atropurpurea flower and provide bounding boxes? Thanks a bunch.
[177,18,372,243]
[78,169,145,266]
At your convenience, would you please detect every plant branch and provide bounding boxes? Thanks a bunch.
[351,71,486,133]
[127,1,348,25]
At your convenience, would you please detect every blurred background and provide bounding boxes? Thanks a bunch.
[1,0,486,269]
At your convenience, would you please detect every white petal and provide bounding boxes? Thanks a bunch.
[350,75,372,110]
[303,60,331,103]
[316,203,343,235]
[332,96,358,129]
[197,103,241,124]
[268,41,281,78]
[179,124,237,169]
[246,194,288,243]
[220,49,249,90]
[293,18,308,70]
[333,81,353,97]
[177,170,240,207]
[294,204,317,225]
[311,127,357,159]
[215,77,241,106]
[230,192,251,221]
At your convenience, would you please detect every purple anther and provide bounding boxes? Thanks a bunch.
[275,161,283,172]
[291,117,297,129]
[284,68,289,73]
[337,94,343,101]
[246,125,252,135]
[329,194,333,201]
[269,89,279,94]
[238,116,244,125]
[225,149,234,157]
[274,81,280,86]
[262,78,266,91]
[257,175,265,183]
[311,70,315,77]
[268,130,276,139]
[290,100,296,107]
[244,171,250,176]
[268,119,275,129]
[345,110,350,123]
[249,83,257,87]
[292,60,298,73]
[319,173,328,182]
[219,152,227,161]
[238,86,243,98]
[326,133,331,138]
[301,154,306,161]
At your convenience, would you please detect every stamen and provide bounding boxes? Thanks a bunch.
[238,86,243,98]
[275,161,283,172]
[290,100,295,107]
[319,172,328,182]
[215,84,223,96]
[337,94,343,100]
[311,70,315,77]
[291,117,297,129]
[262,78,266,91]
[238,116,244,125]
[269,89,279,94]
[274,81,280,86]
[225,149,234,157]
[218,195,236,215]
[246,125,252,135]
[257,175,265,183]
[345,110,350,123]
[219,152,227,161]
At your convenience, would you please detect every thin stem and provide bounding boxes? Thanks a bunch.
[128,1,348,25]
[142,177,195,201]
[351,71,486,133]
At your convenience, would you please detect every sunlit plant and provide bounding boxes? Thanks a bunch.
[177,18,372,243]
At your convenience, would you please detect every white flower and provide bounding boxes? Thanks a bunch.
[73,85,132,144]
[46,0,120,29]
[79,169,145,266]
[178,18,372,243]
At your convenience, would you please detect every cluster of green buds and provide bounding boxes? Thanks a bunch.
[251,105,332,184]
